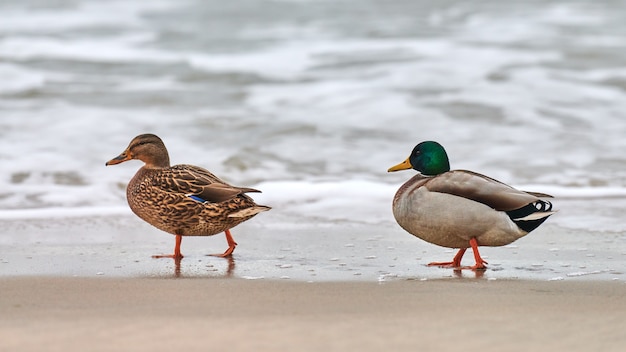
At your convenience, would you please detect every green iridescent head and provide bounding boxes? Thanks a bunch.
[388,141,451,176]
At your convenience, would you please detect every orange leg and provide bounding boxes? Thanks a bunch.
[209,229,238,258]
[468,237,488,270]
[428,247,467,268]
[427,237,489,270]
[153,234,184,259]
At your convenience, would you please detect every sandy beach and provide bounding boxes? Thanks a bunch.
[0,210,625,352]
[1,277,625,352]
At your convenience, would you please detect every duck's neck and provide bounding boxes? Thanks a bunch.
[143,154,170,169]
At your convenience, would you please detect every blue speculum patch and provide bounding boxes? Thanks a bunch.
[187,194,206,203]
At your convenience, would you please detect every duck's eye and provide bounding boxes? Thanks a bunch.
[132,141,149,149]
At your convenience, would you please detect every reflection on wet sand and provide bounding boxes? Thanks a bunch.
[167,256,236,278]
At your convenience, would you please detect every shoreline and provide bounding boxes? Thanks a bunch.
[1,214,623,282]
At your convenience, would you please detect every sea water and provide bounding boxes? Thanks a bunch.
[1,0,626,237]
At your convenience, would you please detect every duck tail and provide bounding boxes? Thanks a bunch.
[506,200,556,233]
[239,187,263,194]
[228,205,271,218]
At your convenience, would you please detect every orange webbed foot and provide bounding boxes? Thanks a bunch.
[152,253,184,259]
[208,246,236,258]
[152,234,183,259]
[468,238,488,270]
[427,248,467,268]
[467,262,488,271]
[208,229,237,258]
[427,260,487,271]
[426,239,489,271]
[427,261,458,268]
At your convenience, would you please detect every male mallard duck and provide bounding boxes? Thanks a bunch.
[106,133,270,259]
[388,141,555,270]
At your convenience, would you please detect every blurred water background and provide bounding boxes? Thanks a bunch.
[1,0,626,234]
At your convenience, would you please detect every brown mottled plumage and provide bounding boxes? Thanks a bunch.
[106,134,270,259]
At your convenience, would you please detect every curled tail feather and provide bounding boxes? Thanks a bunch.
[228,206,271,218]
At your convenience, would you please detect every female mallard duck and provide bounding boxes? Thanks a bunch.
[106,133,270,259]
[388,141,555,270]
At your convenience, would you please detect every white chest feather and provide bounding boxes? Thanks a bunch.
[392,187,526,248]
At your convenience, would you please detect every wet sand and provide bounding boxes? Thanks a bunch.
[1,208,624,281]
[1,277,625,352]
[1,207,625,351]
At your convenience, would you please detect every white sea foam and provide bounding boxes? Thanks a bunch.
[0,206,130,220]
[2,172,625,235]
[0,0,625,236]
[0,35,174,63]
[253,180,396,224]
[0,1,175,33]
[0,64,45,94]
